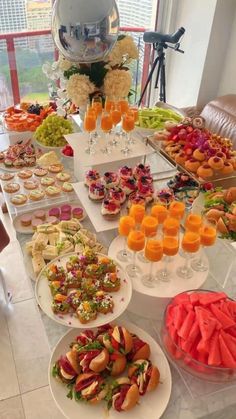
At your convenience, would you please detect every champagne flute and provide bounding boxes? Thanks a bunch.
[87,105,98,143]
[191,223,216,272]
[101,111,113,154]
[92,96,103,139]
[138,215,158,263]
[126,230,145,278]
[84,111,96,155]
[105,96,115,113]
[118,97,129,114]
[176,231,200,279]
[121,113,135,155]
[141,238,163,287]
[110,104,122,147]
[156,233,179,282]
[117,215,135,262]
[129,204,146,229]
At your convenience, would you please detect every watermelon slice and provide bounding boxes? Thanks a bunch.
[210,304,235,329]
[219,334,236,368]
[189,293,201,306]
[198,292,227,306]
[208,331,221,366]
[228,326,236,339]
[168,323,178,343]
[173,304,187,330]
[188,320,200,343]
[166,304,175,327]
[220,330,236,360]
[180,337,193,353]
[173,293,190,306]
[178,310,195,340]
[226,300,236,320]
[218,300,232,319]
[195,306,219,341]
[197,338,210,355]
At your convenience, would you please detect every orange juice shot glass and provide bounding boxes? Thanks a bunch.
[177,231,200,279]
[185,213,202,232]
[156,234,179,282]
[138,216,159,263]
[141,239,163,288]
[191,224,217,272]
[169,201,185,220]
[117,216,135,262]
[163,217,180,236]
[129,204,146,227]
[151,204,168,225]
[126,230,145,278]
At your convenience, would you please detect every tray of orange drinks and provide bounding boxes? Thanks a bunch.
[108,201,217,318]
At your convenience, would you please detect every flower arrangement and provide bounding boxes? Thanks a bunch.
[42,35,139,115]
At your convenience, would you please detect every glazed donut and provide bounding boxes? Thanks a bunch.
[197,164,214,179]
[215,151,226,160]
[220,161,234,175]
[185,158,201,173]
[208,156,224,170]
[193,149,206,162]
[174,152,187,165]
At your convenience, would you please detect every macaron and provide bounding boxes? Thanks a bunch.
[61,205,72,215]
[48,207,60,218]
[20,214,32,227]
[60,213,71,221]
[46,216,58,225]
[31,218,43,231]
[33,210,46,220]
[72,207,84,220]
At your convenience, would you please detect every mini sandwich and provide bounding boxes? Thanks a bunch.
[127,334,151,362]
[108,377,139,412]
[59,220,81,235]
[106,353,127,376]
[128,359,160,395]
[56,240,74,255]
[103,326,133,355]
[53,350,81,383]
[48,232,60,246]
[75,372,108,403]
[32,252,46,276]
[76,342,109,373]
[42,245,58,261]
[76,330,96,347]
[37,224,57,234]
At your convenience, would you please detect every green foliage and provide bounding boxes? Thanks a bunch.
[63,65,80,80]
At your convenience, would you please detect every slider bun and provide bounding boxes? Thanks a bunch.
[89,386,108,404]
[128,359,147,377]
[122,327,133,354]
[89,348,109,373]
[217,217,228,234]
[132,342,150,361]
[76,372,96,385]
[205,209,225,223]
[66,350,81,375]
[224,187,236,204]
[110,355,127,376]
[121,383,140,411]
[147,366,160,392]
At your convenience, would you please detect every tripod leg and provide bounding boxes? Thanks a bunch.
[160,55,166,102]
[138,56,159,106]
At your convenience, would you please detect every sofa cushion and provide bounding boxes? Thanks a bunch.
[200,95,236,145]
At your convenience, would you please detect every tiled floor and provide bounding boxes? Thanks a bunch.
[0,208,64,418]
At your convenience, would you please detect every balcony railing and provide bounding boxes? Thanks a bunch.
[0,27,152,110]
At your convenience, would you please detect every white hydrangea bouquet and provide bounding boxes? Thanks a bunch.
[42,35,139,115]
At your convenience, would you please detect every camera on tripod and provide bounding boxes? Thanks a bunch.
[138,27,185,106]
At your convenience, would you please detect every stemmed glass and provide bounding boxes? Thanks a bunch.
[92,97,103,139]
[181,213,203,258]
[110,104,122,147]
[176,231,200,279]
[121,113,135,155]
[117,216,135,262]
[84,111,96,155]
[129,204,146,230]
[169,201,185,220]
[191,223,217,272]
[118,97,129,114]
[126,230,145,278]
[105,96,115,113]
[156,233,179,282]
[141,238,163,288]
[138,215,158,263]
[87,105,98,143]
[151,204,168,232]
[101,111,113,154]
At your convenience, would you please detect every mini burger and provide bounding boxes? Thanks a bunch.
[75,372,107,403]
[52,350,81,383]
[128,359,160,395]
[108,377,139,412]
[76,341,109,373]
[127,334,150,362]
[106,352,127,376]
[103,326,133,355]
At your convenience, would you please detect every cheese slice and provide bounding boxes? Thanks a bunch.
[81,381,98,396]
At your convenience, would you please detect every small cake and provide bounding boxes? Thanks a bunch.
[48,207,60,218]
[88,182,105,201]
[33,210,46,220]
[175,152,187,165]
[107,187,126,204]
[138,175,153,186]
[101,172,119,189]
[48,164,63,173]
[208,156,224,170]
[220,161,234,175]
[84,169,100,187]
[23,180,39,190]
[120,177,137,195]
[127,192,146,209]
[4,159,13,168]
[46,216,58,225]
[56,172,71,182]
[3,182,20,194]
[118,165,133,180]
[0,173,15,181]
[138,181,154,203]
[11,194,27,206]
[29,189,45,201]
[61,205,72,215]
[45,186,61,197]
[62,182,74,192]
[31,218,43,231]
[193,149,206,161]
[20,214,32,227]
[101,199,121,218]
[60,213,71,221]
[40,176,55,186]
[185,158,201,173]
[156,188,174,206]
[34,167,48,177]
[72,207,84,220]
[133,163,151,179]
[197,164,214,179]
[13,158,25,168]
[18,170,33,179]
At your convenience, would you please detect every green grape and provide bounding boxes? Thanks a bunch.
[35,115,73,147]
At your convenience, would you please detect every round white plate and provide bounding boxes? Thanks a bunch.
[13,201,87,234]
[35,252,132,328]
[34,138,65,150]
[49,320,172,419]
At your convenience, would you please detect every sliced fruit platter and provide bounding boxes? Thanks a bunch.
[49,321,172,418]
[4,103,54,132]
[135,106,183,132]
[35,251,132,328]
[162,290,236,382]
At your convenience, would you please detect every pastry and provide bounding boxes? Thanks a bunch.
[48,164,63,173]
[72,207,84,220]
[197,164,214,178]
[101,199,121,218]
[0,172,15,181]
[102,171,119,189]
[62,182,74,192]
[34,167,48,177]
[77,301,97,323]
[40,176,55,186]
[61,205,72,215]
[31,218,43,231]
[29,189,45,201]
[107,377,139,412]
[33,210,46,220]
[138,181,154,203]
[56,172,71,182]
[156,188,174,206]
[133,163,151,179]
[20,214,32,227]
[220,161,234,175]
[127,334,150,362]
[74,373,107,402]
[192,149,206,161]
[3,182,20,193]
[208,156,224,170]
[0,151,4,161]
[102,326,132,354]
[174,152,187,165]
[89,182,105,201]
[185,158,201,173]
[119,165,133,180]
[93,291,114,314]
[107,187,126,204]
[17,170,33,179]
[4,159,13,168]
[23,179,39,190]
[13,158,25,168]
[120,178,137,195]
[127,192,146,208]
[45,186,61,197]
[215,151,226,160]
[84,169,100,187]
[11,194,27,206]
[48,207,60,218]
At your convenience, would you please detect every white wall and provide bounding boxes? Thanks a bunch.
[218,6,236,96]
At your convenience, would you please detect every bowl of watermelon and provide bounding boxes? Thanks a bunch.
[161,290,236,382]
